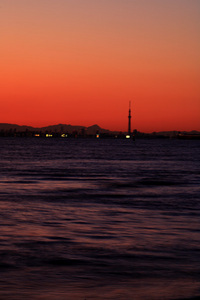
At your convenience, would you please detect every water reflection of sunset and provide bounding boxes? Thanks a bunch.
[1,138,200,299]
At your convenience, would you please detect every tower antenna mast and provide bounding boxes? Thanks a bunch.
[128,101,131,136]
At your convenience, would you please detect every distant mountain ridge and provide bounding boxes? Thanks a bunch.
[0,123,112,135]
[0,123,199,136]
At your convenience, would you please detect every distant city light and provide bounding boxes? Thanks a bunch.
[46,134,53,137]
[61,134,67,137]
[34,134,40,137]
[126,135,131,139]
[96,134,100,138]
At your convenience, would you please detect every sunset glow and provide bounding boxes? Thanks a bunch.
[1,0,200,132]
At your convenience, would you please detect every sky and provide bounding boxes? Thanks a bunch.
[0,0,200,132]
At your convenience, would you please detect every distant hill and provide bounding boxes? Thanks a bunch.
[0,123,35,131]
[86,124,111,135]
[0,123,112,134]
[0,123,199,137]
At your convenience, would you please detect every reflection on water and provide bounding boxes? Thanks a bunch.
[0,138,200,299]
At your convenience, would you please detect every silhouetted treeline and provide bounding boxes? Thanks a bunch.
[0,128,120,138]
[0,128,200,139]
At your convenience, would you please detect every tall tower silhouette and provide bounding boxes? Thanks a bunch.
[128,101,131,136]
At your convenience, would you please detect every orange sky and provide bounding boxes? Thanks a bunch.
[0,0,200,132]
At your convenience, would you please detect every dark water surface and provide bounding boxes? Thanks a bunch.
[0,137,200,300]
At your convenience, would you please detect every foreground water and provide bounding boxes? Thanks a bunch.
[0,137,200,300]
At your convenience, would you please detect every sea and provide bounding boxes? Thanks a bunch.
[0,137,200,300]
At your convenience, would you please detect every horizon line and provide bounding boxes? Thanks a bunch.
[0,122,199,134]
